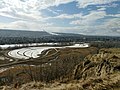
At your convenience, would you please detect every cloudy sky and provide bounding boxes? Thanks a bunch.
[0,0,120,36]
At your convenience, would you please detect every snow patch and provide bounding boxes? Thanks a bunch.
[49,32,59,35]
[7,43,89,59]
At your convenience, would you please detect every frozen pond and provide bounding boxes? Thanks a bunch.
[7,43,89,59]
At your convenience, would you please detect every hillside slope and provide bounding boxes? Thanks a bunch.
[0,29,51,38]
[0,48,120,90]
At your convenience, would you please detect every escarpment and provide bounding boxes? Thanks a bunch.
[72,48,120,90]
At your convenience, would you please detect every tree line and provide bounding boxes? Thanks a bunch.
[0,35,120,45]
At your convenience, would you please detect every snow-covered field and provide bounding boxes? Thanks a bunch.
[7,43,89,59]
[0,43,59,49]
[66,43,89,48]
[8,47,54,59]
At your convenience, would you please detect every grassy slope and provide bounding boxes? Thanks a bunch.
[0,47,120,90]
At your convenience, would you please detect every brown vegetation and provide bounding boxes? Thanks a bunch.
[0,47,120,90]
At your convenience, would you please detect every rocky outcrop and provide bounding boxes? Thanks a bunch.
[73,49,120,79]
[72,48,120,90]
[73,59,114,80]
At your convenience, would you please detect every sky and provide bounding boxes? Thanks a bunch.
[0,0,120,36]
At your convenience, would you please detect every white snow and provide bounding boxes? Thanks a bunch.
[0,68,8,73]
[66,43,89,48]
[49,32,59,35]
[8,47,55,59]
[9,59,13,61]
[8,49,28,59]
[0,43,59,49]
[7,43,89,59]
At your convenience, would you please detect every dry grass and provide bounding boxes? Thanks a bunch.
[0,47,120,90]
[0,47,98,85]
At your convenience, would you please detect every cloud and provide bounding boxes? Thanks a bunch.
[105,18,120,30]
[76,0,118,8]
[0,21,81,33]
[111,14,120,18]
[0,0,120,36]
[0,1,42,21]
[96,2,119,8]
[0,21,53,30]
[45,26,86,33]
[0,0,74,21]
[69,9,120,36]
[47,8,59,15]
[70,11,106,25]
[0,0,118,21]
[46,13,82,20]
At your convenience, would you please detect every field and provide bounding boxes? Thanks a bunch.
[0,43,120,90]
[7,43,89,59]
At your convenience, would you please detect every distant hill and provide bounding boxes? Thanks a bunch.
[0,29,51,38]
[0,29,86,44]
[0,29,84,38]
[0,29,119,45]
